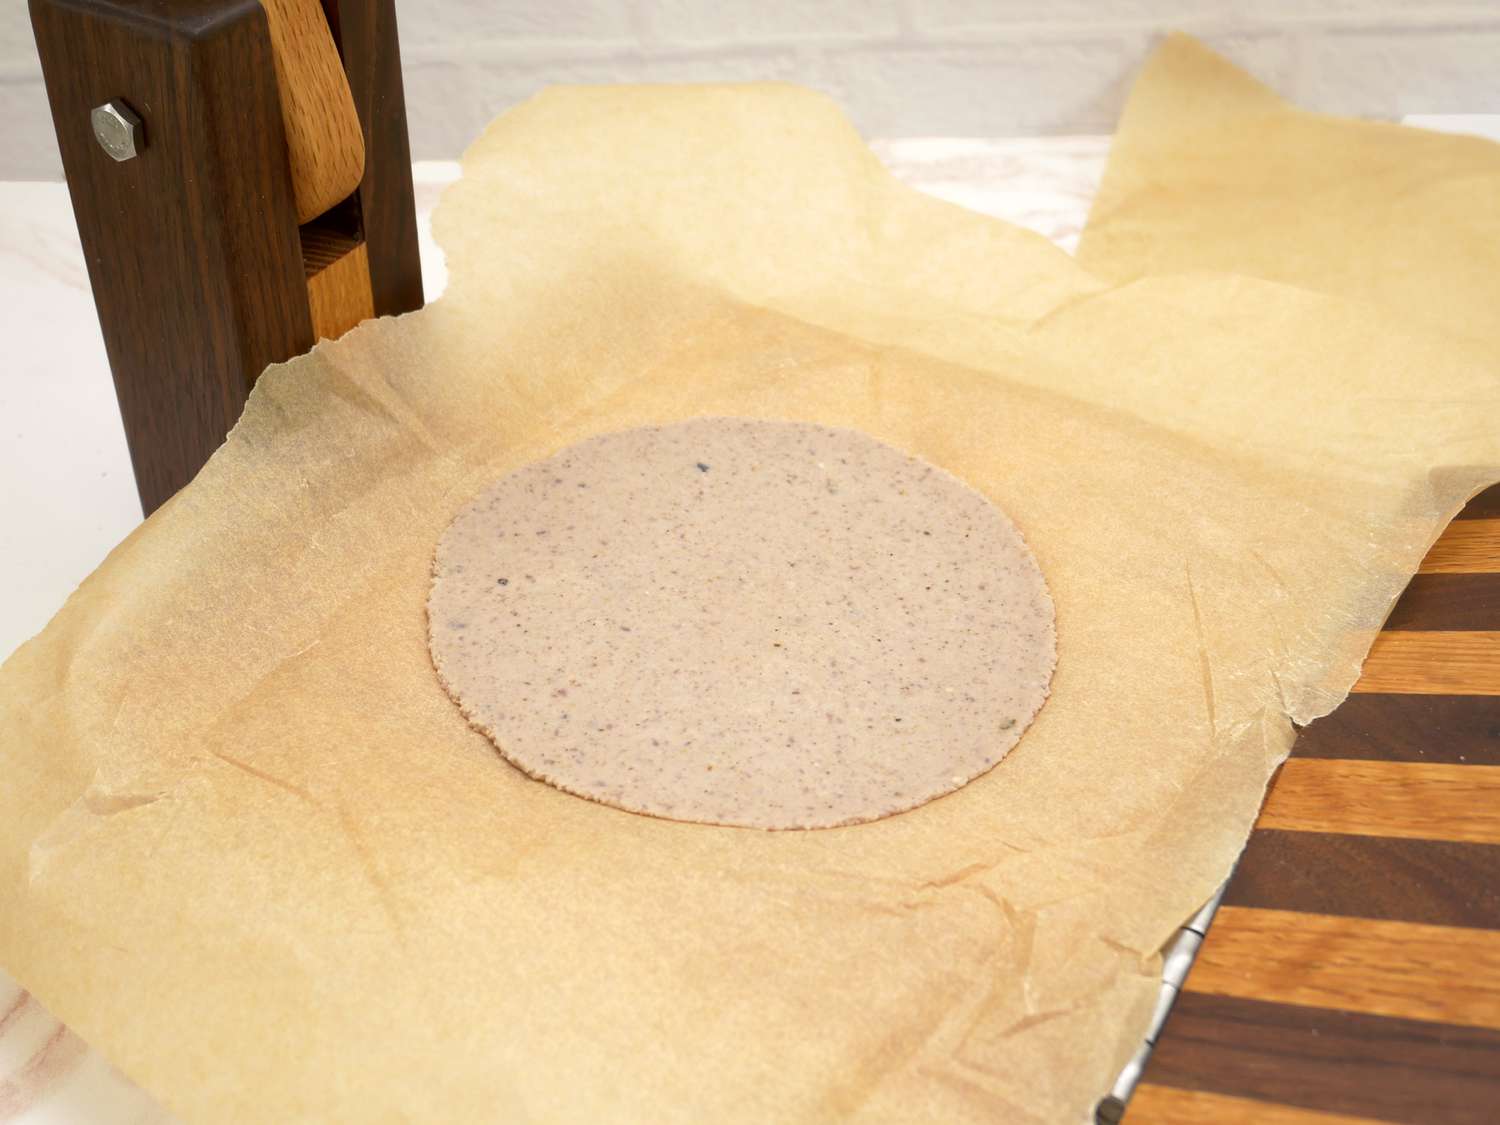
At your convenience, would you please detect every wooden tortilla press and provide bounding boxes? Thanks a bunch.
[29,0,424,515]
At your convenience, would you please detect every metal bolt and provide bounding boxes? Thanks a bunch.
[91,99,144,162]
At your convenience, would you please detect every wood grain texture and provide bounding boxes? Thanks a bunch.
[1128,1085,1386,1125]
[300,221,360,275]
[1129,484,1500,1122]
[260,0,365,224]
[30,0,313,514]
[1188,906,1500,1029]
[1221,831,1500,929]
[1385,574,1500,631]
[1137,991,1500,1125]
[1419,520,1500,573]
[1351,631,1500,695]
[1291,694,1500,765]
[1256,760,1500,843]
[306,242,373,341]
[321,0,423,319]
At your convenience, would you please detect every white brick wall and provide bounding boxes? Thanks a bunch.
[3,1,1499,178]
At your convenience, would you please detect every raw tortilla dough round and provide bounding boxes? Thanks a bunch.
[428,417,1055,829]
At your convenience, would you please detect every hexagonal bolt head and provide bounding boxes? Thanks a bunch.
[91,99,144,162]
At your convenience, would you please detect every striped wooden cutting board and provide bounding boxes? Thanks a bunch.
[1124,484,1500,1124]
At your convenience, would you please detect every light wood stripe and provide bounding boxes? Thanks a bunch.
[1186,906,1500,1030]
[261,0,366,224]
[1127,1084,1386,1124]
[306,243,374,343]
[1420,519,1500,573]
[1351,630,1500,694]
[1257,759,1500,844]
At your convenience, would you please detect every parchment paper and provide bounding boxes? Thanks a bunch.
[1079,34,1500,347]
[2,83,1497,1124]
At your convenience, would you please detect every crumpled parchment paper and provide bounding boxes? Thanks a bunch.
[1,78,1496,1124]
[1079,33,1500,348]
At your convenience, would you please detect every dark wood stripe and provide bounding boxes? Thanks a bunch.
[1385,574,1500,631]
[1292,694,1500,766]
[1143,990,1500,1125]
[1455,482,1500,520]
[1222,831,1500,930]
[299,224,361,277]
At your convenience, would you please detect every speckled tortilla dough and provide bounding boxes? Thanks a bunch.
[428,417,1056,830]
